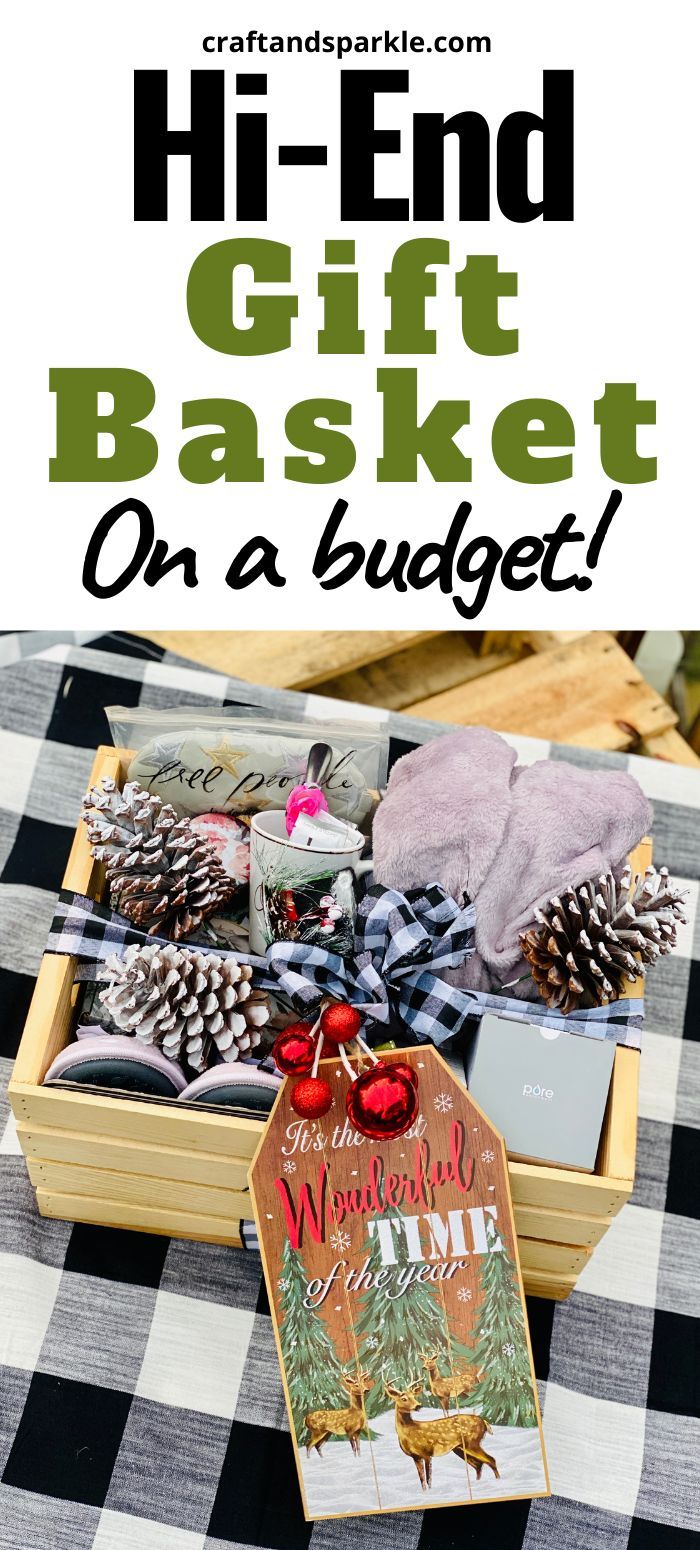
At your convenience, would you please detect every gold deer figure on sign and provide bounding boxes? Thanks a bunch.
[420,1347,483,1414]
[384,1380,499,1491]
[304,1368,374,1457]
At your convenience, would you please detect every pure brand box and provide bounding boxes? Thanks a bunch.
[463,1013,617,1172]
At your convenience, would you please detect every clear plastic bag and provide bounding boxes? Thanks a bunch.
[104,705,389,825]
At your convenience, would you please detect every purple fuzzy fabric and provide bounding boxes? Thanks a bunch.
[372,728,653,994]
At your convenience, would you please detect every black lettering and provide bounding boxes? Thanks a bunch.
[82,498,154,600]
[225,536,286,590]
[413,112,490,220]
[497,69,574,222]
[453,536,503,619]
[340,71,409,219]
[134,70,225,220]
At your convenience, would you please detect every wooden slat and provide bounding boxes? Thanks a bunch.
[33,1187,574,1299]
[61,745,122,896]
[522,631,589,653]
[18,1126,612,1247]
[513,1201,609,1248]
[638,726,700,767]
[597,1048,640,1184]
[32,1186,580,1298]
[14,1082,633,1214]
[522,1268,577,1301]
[517,1237,591,1276]
[10,745,124,1087]
[477,631,522,655]
[508,1158,631,1217]
[405,633,677,749]
[10,1082,265,1159]
[628,835,654,881]
[316,634,520,711]
[10,956,77,1088]
[135,631,440,690]
[36,1188,242,1247]
[17,1123,252,1191]
[27,1157,250,1220]
[593,835,647,1181]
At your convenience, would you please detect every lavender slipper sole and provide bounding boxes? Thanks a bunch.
[179,1064,282,1111]
[44,1034,188,1098]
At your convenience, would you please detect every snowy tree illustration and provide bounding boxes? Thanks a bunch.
[278,1236,345,1436]
[353,1209,474,1417]
[466,1242,537,1427]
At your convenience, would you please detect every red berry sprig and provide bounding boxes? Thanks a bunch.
[346,1062,418,1139]
[319,1002,362,1045]
[273,999,420,1139]
[271,1023,316,1075]
[290,1075,333,1119]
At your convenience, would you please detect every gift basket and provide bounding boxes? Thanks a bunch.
[9,702,686,1302]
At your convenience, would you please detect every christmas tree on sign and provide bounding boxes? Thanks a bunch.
[278,1237,345,1435]
[467,1238,537,1427]
[353,1207,476,1417]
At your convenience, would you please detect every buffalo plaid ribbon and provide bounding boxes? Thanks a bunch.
[45,890,269,978]
[267,882,644,1047]
[46,883,643,1048]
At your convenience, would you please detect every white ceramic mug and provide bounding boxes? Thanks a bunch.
[249,810,370,955]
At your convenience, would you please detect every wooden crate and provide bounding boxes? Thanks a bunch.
[8,745,645,1300]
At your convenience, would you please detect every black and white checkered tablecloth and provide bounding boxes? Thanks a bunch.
[0,632,698,1550]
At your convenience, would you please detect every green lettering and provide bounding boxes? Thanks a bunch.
[187,238,297,356]
[377,368,471,482]
[385,238,450,354]
[455,255,518,355]
[285,399,355,483]
[179,399,264,482]
[492,398,574,482]
[594,383,657,482]
[49,368,157,482]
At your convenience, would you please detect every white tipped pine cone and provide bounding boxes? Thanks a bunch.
[82,778,235,941]
[99,942,270,1072]
[520,864,687,1014]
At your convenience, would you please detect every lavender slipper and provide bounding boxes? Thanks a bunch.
[43,1034,188,1098]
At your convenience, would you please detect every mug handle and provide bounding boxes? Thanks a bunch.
[355,858,373,878]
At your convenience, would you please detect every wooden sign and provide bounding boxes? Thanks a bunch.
[249,1046,549,1520]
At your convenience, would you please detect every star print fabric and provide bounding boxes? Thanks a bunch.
[106,705,388,823]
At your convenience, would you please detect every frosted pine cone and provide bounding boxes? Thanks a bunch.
[520,864,687,1014]
[99,941,270,1072]
[82,778,235,941]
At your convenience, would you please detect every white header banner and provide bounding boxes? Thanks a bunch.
[1,0,696,626]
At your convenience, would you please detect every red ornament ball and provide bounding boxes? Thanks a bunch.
[290,1075,334,1119]
[388,1060,419,1089]
[272,1024,315,1076]
[346,1064,419,1140]
[320,1002,362,1045]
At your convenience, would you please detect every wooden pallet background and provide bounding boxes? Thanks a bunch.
[136,630,699,767]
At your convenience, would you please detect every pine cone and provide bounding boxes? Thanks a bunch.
[520,864,687,1014]
[99,941,270,1072]
[82,778,235,941]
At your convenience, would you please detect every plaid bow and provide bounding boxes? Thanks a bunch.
[266,883,478,1042]
[46,884,643,1048]
[266,883,644,1048]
